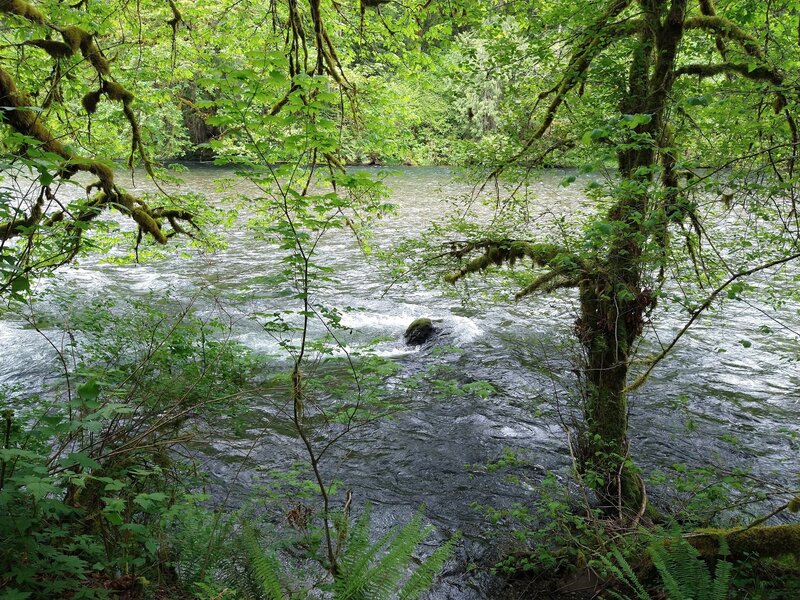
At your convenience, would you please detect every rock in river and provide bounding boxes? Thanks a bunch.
[404,318,437,346]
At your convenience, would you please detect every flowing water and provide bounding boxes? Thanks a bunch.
[1,166,799,598]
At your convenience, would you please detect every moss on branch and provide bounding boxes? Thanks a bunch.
[23,39,74,58]
[0,61,192,247]
[515,271,581,300]
[684,15,765,60]
[676,62,781,84]
[445,240,583,299]
[685,524,800,559]
[1,0,145,174]
[0,0,45,24]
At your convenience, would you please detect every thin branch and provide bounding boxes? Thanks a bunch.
[626,250,800,392]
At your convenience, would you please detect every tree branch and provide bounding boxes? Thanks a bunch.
[675,62,781,84]
[488,0,637,178]
[684,15,765,60]
[444,239,582,287]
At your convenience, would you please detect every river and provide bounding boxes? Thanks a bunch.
[1,166,798,598]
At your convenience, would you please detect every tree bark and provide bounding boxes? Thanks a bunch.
[578,0,688,513]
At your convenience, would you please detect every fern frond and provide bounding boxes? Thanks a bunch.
[650,536,733,600]
[336,505,400,599]
[650,539,688,600]
[334,504,458,600]
[244,528,284,600]
[368,514,432,597]
[597,550,651,600]
[612,548,650,600]
[339,504,373,573]
[399,532,460,600]
[712,537,732,600]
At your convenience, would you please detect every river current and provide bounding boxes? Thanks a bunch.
[1,166,798,598]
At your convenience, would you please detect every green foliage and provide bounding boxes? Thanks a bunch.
[0,292,256,598]
[244,528,285,600]
[648,464,763,528]
[650,537,732,600]
[596,537,732,600]
[333,504,459,600]
[473,469,615,575]
[233,504,458,600]
[596,548,651,600]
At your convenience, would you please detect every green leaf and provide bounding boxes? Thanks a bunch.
[10,276,29,293]
[61,452,101,471]
[20,477,57,500]
[104,512,124,526]
[77,380,100,403]
[621,113,652,128]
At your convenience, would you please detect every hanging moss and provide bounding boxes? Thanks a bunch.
[57,25,111,75]
[506,241,530,266]
[166,0,182,27]
[0,68,67,158]
[0,29,195,248]
[131,208,167,244]
[87,162,114,186]
[0,0,46,25]
[84,43,110,76]
[445,240,579,286]
[103,81,134,105]
[60,26,87,52]
[24,39,74,59]
[81,89,102,114]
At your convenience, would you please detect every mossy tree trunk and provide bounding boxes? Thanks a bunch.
[577,0,687,513]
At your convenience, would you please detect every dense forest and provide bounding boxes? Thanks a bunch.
[1,0,800,598]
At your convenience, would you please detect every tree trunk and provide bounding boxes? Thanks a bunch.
[578,276,646,512]
[179,83,219,161]
[576,0,688,513]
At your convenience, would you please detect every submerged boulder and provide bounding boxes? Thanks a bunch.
[404,318,437,346]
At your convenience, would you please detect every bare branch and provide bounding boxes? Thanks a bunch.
[626,250,800,392]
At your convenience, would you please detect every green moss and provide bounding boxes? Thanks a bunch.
[0,0,46,25]
[60,26,87,52]
[82,89,102,114]
[103,81,134,105]
[86,162,114,185]
[132,208,167,244]
[0,68,67,158]
[690,524,800,559]
[25,39,74,59]
[404,318,436,346]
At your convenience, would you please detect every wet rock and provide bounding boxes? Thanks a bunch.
[404,318,437,346]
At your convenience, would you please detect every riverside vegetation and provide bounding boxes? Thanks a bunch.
[1,1,799,599]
